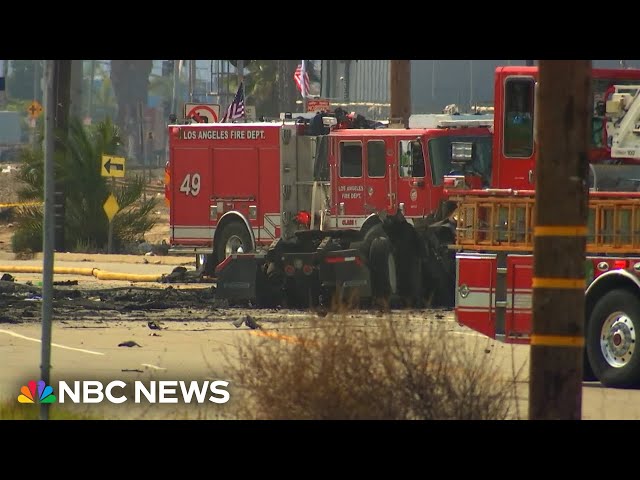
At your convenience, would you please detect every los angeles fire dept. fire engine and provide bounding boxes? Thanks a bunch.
[166,105,493,308]
[447,65,640,389]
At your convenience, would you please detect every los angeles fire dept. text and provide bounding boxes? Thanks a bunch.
[180,129,266,140]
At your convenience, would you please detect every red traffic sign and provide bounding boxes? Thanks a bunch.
[184,103,220,123]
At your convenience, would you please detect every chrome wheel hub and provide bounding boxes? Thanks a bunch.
[600,312,636,368]
[225,235,244,258]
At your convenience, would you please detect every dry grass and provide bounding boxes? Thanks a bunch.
[0,401,100,420]
[226,314,520,420]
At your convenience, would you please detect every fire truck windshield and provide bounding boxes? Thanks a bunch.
[428,134,493,186]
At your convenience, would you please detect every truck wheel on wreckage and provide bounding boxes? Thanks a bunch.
[215,221,253,264]
[586,289,640,388]
[421,220,456,308]
[196,253,216,276]
[368,236,398,308]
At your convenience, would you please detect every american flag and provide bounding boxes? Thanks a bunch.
[221,82,245,122]
[294,61,310,98]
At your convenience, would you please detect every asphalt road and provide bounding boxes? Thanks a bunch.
[1,254,640,420]
[2,313,640,420]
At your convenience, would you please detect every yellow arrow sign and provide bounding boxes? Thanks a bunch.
[103,193,120,222]
[101,155,126,178]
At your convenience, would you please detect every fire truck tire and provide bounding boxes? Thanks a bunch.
[359,223,387,257]
[586,289,640,388]
[215,221,253,263]
[369,237,397,305]
[583,352,597,382]
[257,262,284,308]
[195,254,215,276]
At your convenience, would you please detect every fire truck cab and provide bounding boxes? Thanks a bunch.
[449,65,640,389]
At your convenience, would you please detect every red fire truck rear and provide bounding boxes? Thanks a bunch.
[166,110,492,308]
[447,65,640,389]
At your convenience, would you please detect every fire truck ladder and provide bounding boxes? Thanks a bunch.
[452,190,640,254]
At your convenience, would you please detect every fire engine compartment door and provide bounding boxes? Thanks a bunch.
[455,252,497,340]
[212,147,260,223]
[396,137,428,216]
[505,254,533,340]
[495,75,536,190]
[364,138,394,215]
[171,147,212,243]
[335,140,365,227]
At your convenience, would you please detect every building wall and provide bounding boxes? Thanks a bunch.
[322,60,640,116]
[411,60,640,113]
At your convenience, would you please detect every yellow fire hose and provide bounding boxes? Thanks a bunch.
[0,265,163,283]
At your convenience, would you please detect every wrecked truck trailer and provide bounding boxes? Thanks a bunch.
[213,214,455,309]
[214,228,374,308]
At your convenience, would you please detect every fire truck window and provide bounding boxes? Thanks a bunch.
[399,140,425,178]
[367,141,386,177]
[339,142,363,178]
[503,77,534,158]
[428,135,493,186]
[410,140,425,177]
[398,140,412,177]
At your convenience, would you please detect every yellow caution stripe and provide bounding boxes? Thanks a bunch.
[532,277,586,289]
[530,334,585,347]
[534,225,588,236]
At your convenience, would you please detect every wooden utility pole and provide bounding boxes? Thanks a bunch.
[529,60,592,420]
[390,60,411,127]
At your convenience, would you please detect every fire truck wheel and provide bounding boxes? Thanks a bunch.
[359,223,386,257]
[583,352,597,382]
[369,236,397,306]
[216,221,253,262]
[195,254,215,276]
[586,289,640,388]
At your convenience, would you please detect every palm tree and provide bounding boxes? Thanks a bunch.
[13,118,157,253]
[245,60,278,117]
[92,77,118,122]
[110,60,153,160]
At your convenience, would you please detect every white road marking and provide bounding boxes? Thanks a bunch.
[141,363,167,370]
[0,329,105,356]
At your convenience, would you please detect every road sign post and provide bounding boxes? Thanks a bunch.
[103,190,120,254]
[101,155,125,254]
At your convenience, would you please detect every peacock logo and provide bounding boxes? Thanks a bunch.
[18,380,56,404]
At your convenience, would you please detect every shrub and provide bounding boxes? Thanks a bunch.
[226,314,519,420]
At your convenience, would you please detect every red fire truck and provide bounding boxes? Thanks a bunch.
[448,66,640,389]
[165,109,493,308]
